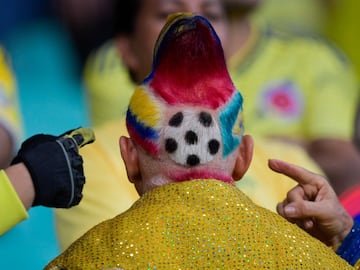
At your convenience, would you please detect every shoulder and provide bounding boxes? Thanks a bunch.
[264,26,352,68]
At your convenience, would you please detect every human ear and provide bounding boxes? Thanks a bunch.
[119,136,141,183]
[232,135,254,181]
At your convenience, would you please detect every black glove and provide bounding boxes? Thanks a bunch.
[11,127,95,208]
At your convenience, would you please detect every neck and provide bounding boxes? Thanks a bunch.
[169,169,234,184]
[225,17,251,60]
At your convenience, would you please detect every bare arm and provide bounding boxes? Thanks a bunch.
[4,163,35,210]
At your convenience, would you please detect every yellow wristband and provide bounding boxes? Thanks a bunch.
[0,170,28,235]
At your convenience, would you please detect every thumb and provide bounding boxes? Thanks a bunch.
[283,200,324,219]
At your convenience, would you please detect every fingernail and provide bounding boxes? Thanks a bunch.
[304,220,314,229]
[284,206,296,216]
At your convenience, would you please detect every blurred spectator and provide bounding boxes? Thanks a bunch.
[0,1,92,268]
[0,47,23,169]
[54,0,116,70]
[223,0,360,198]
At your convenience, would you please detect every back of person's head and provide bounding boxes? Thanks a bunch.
[123,14,248,191]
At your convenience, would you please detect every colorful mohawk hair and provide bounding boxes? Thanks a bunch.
[126,13,244,160]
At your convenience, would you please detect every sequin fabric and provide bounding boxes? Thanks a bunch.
[45,180,353,269]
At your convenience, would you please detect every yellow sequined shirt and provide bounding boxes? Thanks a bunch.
[46,179,353,270]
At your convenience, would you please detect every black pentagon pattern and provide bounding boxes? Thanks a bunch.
[164,110,221,166]
[165,138,178,153]
[185,130,198,145]
[208,139,220,155]
[199,112,212,127]
[187,154,200,166]
[168,112,183,127]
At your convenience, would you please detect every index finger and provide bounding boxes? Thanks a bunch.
[268,159,324,187]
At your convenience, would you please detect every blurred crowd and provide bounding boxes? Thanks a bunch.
[0,0,359,268]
